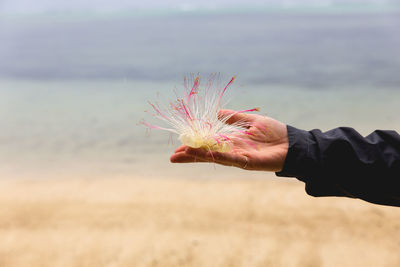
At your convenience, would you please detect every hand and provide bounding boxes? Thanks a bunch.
[170,109,289,172]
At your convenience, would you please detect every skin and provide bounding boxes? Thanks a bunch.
[170,109,289,172]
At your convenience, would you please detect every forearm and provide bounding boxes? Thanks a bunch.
[276,125,400,207]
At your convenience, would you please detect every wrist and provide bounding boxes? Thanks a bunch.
[275,125,315,178]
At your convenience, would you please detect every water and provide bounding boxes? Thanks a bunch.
[1,12,400,87]
[0,11,399,178]
[0,79,398,179]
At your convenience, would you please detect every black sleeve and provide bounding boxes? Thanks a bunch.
[276,125,400,207]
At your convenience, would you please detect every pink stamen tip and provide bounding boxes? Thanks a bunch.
[221,76,235,95]
[237,107,260,113]
[140,121,162,130]
[189,76,200,96]
[216,75,236,108]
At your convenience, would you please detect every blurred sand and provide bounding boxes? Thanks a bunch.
[0,176,399,267]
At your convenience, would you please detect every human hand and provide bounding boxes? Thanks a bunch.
[170,109,289,172]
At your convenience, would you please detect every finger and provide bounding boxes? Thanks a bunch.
[185,147,248,169]
[218,109,254,126]
[170,151,207,163]
[205,150,248,168]
[185,147,208,158]
[174,145,188,153]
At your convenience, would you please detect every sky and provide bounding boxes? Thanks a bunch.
[0,0,398,14]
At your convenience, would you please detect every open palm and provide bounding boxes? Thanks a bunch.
[170,109,289,172]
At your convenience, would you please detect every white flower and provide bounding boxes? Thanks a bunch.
[141,74,258,152]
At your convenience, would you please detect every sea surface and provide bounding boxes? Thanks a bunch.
[0,11,399,179]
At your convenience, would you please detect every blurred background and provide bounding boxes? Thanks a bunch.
[0,0,400,179]
[1,1,400,266]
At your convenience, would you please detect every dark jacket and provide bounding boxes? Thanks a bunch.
[276,126,400,207]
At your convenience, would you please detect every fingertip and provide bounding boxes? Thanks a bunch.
[218,109,235,119]
[170,153,179,163]
[170,151,208,163]
[174,145,188,153]
[218,109,254,126]
[170,152,193,163]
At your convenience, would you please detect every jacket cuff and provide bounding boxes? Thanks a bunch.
[275,125,315,178]
[275,125,347,197]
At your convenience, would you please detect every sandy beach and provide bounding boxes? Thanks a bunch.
[1,8,400,267]
[0,176,399,267]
